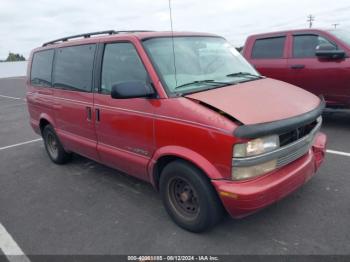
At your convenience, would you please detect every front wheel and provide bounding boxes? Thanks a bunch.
[42,125,72,164]
[159,160,224,232]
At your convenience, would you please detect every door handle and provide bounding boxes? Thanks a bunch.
[86,107,92,121]
[290,64,305,69]
[95,108,100,122]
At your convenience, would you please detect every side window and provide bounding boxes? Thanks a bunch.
[252,36,286,59]
[53,44,96,92]
[31,50,54,87]
[101,42,148,94]
[293,35,336,58]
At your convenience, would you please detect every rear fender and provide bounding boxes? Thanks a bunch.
[38,113,56,133]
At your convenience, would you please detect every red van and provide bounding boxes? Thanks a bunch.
[242,29,350,108]
[27,30,327,232]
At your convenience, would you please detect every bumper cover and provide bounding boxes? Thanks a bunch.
[212,132,327,218]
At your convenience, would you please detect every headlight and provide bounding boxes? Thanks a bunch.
[232,160,277,180]
[232,135,279,180]
[233,135,279,157]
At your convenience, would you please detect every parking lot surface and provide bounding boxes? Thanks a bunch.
[0,77,349,256]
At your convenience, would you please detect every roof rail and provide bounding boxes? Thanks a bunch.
[42,30,154,47]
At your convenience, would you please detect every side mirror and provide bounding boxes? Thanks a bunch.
[315,44,346,59]
[111,81,155,99]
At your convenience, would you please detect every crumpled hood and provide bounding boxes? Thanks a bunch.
[185,78,321,125]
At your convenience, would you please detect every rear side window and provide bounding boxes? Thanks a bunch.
[31,50,54,87]
[293,35,336,58]
[252,37,286,59]
[53,44,96,92]
[101,42,148,94]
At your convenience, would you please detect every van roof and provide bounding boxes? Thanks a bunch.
[40,30,219,48]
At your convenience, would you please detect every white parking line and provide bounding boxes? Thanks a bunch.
[326,149,350,157]
[0,94,25,101]
[0,139,42,151]
[0,223,31,262]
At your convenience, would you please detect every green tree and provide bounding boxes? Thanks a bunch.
[5,52,26,62]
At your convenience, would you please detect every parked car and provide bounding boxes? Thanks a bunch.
[27,30,327,232]
[242,29,350,108]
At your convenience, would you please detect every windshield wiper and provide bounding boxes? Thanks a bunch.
[226,72,262,79]
[174,80,230,90]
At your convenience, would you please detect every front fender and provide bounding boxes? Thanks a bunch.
[148,145,224,187]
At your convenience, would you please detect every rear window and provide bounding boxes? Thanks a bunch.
[31,50,54,87]
[53,44,96,92]
[252,36,286,59]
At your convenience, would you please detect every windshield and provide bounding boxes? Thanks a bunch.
[143,36,259,95]
[328,29,350,46]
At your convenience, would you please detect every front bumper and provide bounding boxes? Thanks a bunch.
[212,132,327,218]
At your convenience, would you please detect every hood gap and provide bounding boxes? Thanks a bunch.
[188,98,242,125]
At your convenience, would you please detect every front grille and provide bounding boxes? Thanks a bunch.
[232,117,322,168]
[276,140,311,168]
[279,120,317,147]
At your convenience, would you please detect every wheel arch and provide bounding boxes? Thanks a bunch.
[148,146,223,191]
[38,113,55,134]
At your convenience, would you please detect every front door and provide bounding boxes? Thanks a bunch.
[94,42,156,181]
[287,33,350,106]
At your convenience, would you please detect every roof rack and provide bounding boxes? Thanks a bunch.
[42,30,154,47]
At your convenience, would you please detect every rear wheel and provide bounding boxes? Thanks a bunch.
[42,125,72,164]
[160,160,224,232]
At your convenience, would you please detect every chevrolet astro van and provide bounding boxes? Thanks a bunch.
[27,30,327,232]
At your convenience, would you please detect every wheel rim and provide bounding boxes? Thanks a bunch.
[168,177,200,219]
[46,132,58,159]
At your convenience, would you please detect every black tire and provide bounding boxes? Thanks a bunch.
[159,160,224,233]
[42,125,72,164]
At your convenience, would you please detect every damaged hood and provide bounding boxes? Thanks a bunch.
[185,78,321,125]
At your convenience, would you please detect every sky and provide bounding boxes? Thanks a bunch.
[1,0,350,59]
